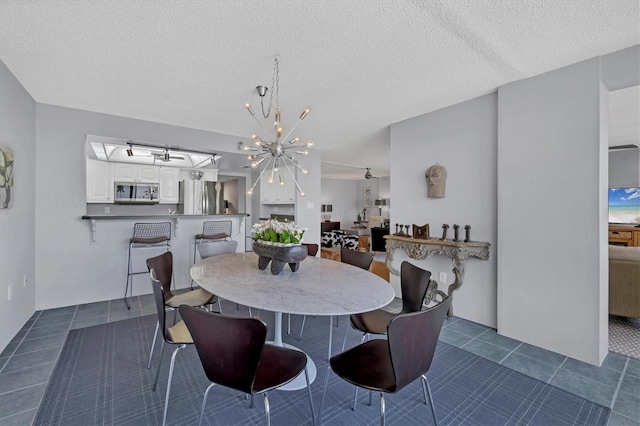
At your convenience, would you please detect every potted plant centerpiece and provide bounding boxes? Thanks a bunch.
[252,219,306,246]
[252,219,308,274]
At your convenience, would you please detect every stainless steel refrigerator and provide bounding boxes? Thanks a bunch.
[178,180,224,215]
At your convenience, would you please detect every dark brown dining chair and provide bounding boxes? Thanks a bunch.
[344,261,434,350]
[148,272,193,426]
[178,305,316,426]
[318,296,452,426]
[302,243,319,256]
[146,252,217,370]
[340,247,374,270]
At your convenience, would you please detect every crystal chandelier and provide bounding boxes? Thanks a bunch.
[242,57,313,197]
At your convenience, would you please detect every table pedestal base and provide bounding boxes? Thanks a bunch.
[271,311,317,391]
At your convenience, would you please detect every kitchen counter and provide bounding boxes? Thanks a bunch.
[82,213,249,220]
[81,213,249,244]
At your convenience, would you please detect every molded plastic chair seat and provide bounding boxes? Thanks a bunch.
[165,288,214,309]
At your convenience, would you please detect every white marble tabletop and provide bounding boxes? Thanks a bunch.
[191,252,395,317]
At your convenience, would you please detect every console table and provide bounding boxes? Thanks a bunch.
[384,235,490,316]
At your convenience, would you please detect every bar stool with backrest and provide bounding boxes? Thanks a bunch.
[124,222,172,309]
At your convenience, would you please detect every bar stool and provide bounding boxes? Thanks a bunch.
[125,222,171,309]
[193,220,232,264]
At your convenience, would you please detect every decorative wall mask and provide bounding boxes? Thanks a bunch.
[426,163,447,198]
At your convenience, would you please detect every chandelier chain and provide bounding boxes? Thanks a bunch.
[260,57,280,119]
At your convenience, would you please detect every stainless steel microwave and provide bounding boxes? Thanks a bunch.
[114,182,159,204]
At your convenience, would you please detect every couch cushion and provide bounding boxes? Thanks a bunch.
[609,245,640,262]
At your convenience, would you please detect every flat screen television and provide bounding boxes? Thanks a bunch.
[608,187,640,224]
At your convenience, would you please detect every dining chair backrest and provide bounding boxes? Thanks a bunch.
[179,305,267,394]
[147,251,174,298]
[399,261,432,313]
[340,248,374,270]
[201,220,232,239]
[302,243,319,257]
[149,270,171,343]
[387,296,451,391]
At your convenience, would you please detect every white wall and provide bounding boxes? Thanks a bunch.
[390,93,498,327]
[0,60,36,352]
[320,178,357,226]
[497,58,607,365]
[609,149,640,187]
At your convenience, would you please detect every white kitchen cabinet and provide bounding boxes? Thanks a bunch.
[113,163,159,183]
[158,167,180,203]
[260,174,295,204]
[86,159,114,203]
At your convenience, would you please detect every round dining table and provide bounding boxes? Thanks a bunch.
[190,251,395,390]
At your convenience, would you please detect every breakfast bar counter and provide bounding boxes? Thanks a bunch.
[82,213,249,242]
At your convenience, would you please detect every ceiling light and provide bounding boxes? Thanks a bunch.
[244,57,312,197]
[364,168,373,179]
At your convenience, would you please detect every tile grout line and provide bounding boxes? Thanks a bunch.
[459,327,491,349]
[0,311,42,375]
[609,357,630,410]
[498,342,523,365]
[547,356,568,383]
[27,305,78,426]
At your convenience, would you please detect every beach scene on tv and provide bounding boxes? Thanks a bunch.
[609,187,640,224]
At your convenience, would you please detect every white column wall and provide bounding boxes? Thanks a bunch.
[497,57,607,365]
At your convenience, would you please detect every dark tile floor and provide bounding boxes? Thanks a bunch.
[0,295,638,425]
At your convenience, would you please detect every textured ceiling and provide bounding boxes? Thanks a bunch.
[0,0,638,179]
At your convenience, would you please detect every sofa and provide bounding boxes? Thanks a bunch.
[609,245,640,318]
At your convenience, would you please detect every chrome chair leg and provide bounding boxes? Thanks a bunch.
[317,367,332,425]
[161,344,185,426]
[380,392,385,426]
[298,315,307,340]
[198,383,215,426]
[327,316,333,361]
[217,298,223,313]
[147,321,159,369]
[124,242,133,309]
[304,366,316,425]
[352,386,358,411]
[152,341,166,391]
[263,393,271,426]
[421,374,438,426]
[287,314,291,334]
